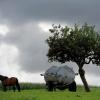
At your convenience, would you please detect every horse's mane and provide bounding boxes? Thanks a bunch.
[0,75,8,81]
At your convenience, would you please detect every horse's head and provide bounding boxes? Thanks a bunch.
[0,75,8,81]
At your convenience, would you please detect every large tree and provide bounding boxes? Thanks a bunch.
[46,23,100,92]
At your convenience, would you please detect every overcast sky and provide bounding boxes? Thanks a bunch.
[0,0,100,86]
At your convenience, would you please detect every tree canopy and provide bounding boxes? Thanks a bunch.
[46,23,100,92]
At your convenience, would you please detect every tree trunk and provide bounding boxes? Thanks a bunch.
[79,68,90,92]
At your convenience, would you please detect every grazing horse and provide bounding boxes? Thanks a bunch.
[0,75,20,92]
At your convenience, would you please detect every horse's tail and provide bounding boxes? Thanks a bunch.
[16,78,20,92]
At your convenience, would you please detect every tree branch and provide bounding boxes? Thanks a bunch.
[85,58,92,64]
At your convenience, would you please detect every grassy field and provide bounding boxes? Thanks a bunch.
[0,84,100,100]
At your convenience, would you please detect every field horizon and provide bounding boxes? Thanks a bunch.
[0,83,100,100]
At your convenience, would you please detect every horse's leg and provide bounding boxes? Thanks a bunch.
[12,86,16,92]
[16,84,20,92]
[16,79,20,92]
[3,85,7,92]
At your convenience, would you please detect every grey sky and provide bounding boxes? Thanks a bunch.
[0,0,100,84]
[0,0,100,24]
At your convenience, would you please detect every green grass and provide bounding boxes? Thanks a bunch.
[0,86,100,100]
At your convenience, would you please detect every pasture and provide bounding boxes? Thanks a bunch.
[0,83,100,100]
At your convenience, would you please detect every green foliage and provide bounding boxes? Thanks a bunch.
[0,86,100,100]
[46,23,100,66]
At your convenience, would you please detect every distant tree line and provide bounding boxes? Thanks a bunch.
[0,83,45,90]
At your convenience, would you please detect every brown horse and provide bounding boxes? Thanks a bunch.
[0,75,20,92]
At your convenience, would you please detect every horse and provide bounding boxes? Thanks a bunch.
[0,75,20,92]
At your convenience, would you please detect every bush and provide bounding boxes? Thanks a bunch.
[20,83,45,90]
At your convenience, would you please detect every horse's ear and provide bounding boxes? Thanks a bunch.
[0,75,2,78]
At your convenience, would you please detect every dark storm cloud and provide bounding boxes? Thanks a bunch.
[0,0,100,25]
[0,0,100,75]
[3,22,50,72]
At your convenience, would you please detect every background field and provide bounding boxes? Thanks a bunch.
[0,83,100,100]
